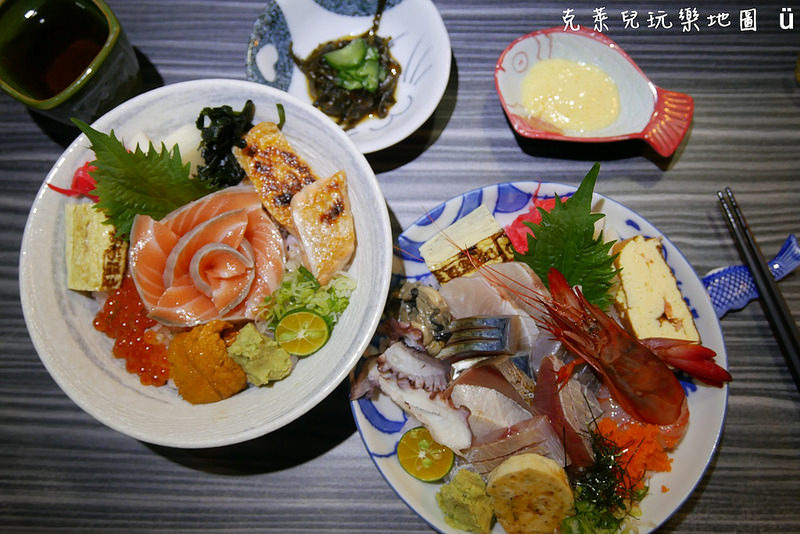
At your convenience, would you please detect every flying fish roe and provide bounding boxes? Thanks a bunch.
[596,417,674,491]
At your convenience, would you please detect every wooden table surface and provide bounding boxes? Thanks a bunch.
[2,1,799,532]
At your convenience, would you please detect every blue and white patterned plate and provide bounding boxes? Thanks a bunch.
[351,181,729,533]
[246,0,451,154]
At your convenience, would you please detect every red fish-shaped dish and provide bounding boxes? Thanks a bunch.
[495,26,693,157]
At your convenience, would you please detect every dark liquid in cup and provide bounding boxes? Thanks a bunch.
[0,0,109,100]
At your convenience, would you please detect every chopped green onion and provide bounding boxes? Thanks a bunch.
[260,264,355,330]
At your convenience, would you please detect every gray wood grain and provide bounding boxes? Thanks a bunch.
[1,0,798,532]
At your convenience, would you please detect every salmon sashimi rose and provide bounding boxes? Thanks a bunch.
[129,185,285,327]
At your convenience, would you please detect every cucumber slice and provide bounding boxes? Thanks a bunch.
[335,59,381,92]
[356,60,381,91]
[324,38,367,68]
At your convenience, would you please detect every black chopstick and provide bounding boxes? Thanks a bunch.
[717,187,800,390]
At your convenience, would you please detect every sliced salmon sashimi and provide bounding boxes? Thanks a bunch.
[129,185,285,327]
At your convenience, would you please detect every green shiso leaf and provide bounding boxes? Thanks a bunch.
[72,119,220,241]
[513,163,619,309]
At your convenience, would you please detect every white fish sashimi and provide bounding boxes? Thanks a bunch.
[447,363,534,440]
[481,261,549,321]
[440,276,514,318]
[439,274,540,351]
[450,384,532,437]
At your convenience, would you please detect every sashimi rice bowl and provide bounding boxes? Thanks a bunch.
[20,79,392,448]
[351,168,730,533]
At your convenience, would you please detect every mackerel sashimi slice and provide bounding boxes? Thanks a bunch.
[128,185,285,327]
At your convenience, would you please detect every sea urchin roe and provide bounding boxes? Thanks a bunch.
[94,275,169,386]
[167,320,247,405]
[521,58,620,133]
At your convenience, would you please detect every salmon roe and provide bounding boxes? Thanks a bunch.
[94,276,169,386]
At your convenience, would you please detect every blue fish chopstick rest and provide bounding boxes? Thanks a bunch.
[702,234,800,318]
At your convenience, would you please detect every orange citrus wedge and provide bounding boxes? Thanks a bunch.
[397,426,454,482]
[275,310,329,356]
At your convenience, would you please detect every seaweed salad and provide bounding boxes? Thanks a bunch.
[290,0,401,130]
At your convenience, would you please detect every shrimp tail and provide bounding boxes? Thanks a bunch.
[642,337,733,388]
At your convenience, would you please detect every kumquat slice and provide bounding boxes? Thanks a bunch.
[275,310,329,356]
[397,426,455,482]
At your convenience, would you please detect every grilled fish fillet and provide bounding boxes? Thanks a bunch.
[290,170,355,285]
[233,121,319,230]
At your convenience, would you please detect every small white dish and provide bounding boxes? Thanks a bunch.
[352,180,728,533]
[495,27,694,157]
[20,79,393,449]
[246,0,451,154]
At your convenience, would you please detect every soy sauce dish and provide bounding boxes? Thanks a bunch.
[495,27,693,157]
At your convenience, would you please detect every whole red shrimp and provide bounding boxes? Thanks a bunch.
[530,267,732,426]
[535,268,686,425]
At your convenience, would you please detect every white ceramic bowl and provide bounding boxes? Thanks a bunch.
[246,0,451,154]
[495,27,693,157]
[20,79,393,448]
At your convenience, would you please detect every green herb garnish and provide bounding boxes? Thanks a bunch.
[260,265,356,330]
[72,119,219,241]
[513,163,618,309]
[195,99,255,188]
[561,425,647,534]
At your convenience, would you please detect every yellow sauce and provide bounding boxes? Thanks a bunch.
[520,58,620,133]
